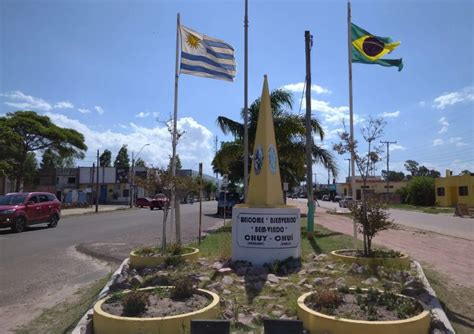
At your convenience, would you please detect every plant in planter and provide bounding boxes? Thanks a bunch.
[93,277,220,334]
[130,243,200,269]
[297,286,430,334]
[334,117,401,259]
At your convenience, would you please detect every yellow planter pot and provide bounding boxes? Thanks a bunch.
[129,247,200,269]
[297,290,430,334]
[330,249,410,269]
[93,287,219,334]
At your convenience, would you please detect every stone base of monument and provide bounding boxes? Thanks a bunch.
[231,206,301,265]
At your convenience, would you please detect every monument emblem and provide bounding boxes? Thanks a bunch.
[254,144,264,175]
[268,144,277,174]
[232,75,301,265]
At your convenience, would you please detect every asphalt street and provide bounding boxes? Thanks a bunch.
[0,201,224,332]
[295,199,474,240]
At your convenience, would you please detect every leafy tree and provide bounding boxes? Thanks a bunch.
[404,159,440,178]
[381,170,405,182]
[404,160,419,177]
[350,199,393,255]
[40,148,75,169]
[405,176,435,206]
[460,170,472,176]
[100,149,112,167]
[135,158,146,168]
[168,154,182,171]
[23,152,38,186]
[213,88,338,189]
[114,145,130,168]
[0,111,87,191]
[333,116,387,256]
[204,180,218,200]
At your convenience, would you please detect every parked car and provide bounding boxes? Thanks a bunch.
[322,195,330,201]
[135,197,152,208]
[150,193,170,210]
[217,191,241,216]
[333,195,342,202]
[0,192,61,233]
[339,196,354,208]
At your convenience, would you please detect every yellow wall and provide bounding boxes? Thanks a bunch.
[340,181,407,199]
[435,174,474,207]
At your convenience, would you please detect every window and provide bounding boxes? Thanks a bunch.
[123,189,130,198]
[29,196,39,203]
[68,177,76,184]
[459,186,469,196]
[38,194,49,202]
[47,194,56,201]
[437,187,445,196]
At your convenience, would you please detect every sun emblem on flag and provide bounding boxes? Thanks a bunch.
[186,32,201,49]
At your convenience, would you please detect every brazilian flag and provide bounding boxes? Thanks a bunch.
[352,23,403,71]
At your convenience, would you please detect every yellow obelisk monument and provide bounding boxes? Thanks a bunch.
[232,75,301,265]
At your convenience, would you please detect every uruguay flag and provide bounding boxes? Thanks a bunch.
[179,25,236,82]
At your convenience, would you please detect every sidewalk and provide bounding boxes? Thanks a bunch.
[61,205,130,217]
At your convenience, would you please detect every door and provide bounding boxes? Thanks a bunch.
[38,194,52,222]
[449,186,458,206]
[100,185,108,204]
[25,195,41,223]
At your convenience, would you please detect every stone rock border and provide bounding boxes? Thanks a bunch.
[412,261,455,334]
[72,258,129,334]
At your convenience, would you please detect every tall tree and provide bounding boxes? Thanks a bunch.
[135,158,146,168]
[213,88,338,188]
[168,154,182,171]
[382,170,405,182]
[404,159,419,176]
[0,111,87,191]
[40,148,75,169]
[100,149,112,167]
[114,145,130,168]
[404,159,440,178]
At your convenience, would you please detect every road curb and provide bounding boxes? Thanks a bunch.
[72,258,129,334]
[413,260,455,334]
[62,207,132,219]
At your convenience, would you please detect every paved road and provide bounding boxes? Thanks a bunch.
[0,201,223,332]
[295,199,474,240]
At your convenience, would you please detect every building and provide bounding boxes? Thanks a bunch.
[435,170,474,207]
[338,176,407,203]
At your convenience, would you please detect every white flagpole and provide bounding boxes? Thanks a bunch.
[347,1,357,248]
[171,13,181,244]
[244,0,249,201]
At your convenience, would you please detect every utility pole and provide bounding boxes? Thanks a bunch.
[130,152,135,208]
[91,163,95,208]
[243,0,249,202]
[198,162,203,244]
[345,158,351,183]
[95,149,99,213]
[381,140,397,198]
[304,30,314,239]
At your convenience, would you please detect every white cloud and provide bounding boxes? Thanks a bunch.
[136,112,150,118]
[432,86,474,109]
[379,110,400,118]
[418,101,426,107]
[2,91,53,111]
[54,101,74,109]
[94,106,104,114]
[438,117,449,134]
[310,98,363,125]
[449,137,468,147]
[281,82,331,95]
[44,113,214,173]
[78,108,91,114]
[390,144,406,151]
[433,139,444,146]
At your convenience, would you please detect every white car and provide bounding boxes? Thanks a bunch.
[339,196,354,208]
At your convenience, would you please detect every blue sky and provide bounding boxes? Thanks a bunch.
[1,0,473,181]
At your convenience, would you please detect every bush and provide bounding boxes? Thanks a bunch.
[405,176,435,206]
[170,277,195,300]
[121,290,148,317]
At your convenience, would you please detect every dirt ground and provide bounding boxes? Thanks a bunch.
[292,201,474,289]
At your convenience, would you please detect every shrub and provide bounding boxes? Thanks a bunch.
[171,277,195,300]
[405,176,435,206]
[306,290,343,315]
[121,290,148,317]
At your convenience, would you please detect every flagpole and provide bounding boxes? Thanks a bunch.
[243,0,249,201]
[171,12,181,244]
[347,1,357,248]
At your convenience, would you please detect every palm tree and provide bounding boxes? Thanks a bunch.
[213,88,338,188]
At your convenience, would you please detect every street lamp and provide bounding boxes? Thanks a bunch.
[130,143,150,208]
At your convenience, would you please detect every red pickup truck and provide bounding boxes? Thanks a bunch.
[149,193,170,210]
